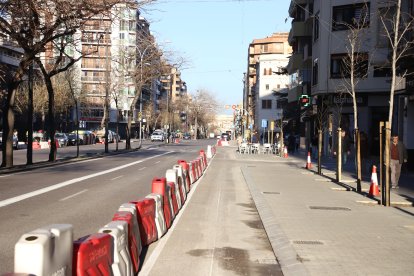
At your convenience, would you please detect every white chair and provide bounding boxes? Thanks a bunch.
[239,143,249,154]
[251,143,260,154]
[262,143,272,154]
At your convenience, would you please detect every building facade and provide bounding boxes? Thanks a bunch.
[245,32,292,140]
[288,0,414,164]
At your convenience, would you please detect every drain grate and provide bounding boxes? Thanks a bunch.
[309,206,351,211]
[262,192,280,195]
[293,240,324,245]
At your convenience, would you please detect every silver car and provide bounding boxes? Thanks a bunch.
[151,130,165,142]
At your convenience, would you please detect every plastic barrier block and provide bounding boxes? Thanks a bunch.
[145,193,167,238]
[130,199,158,246]
[197,158,204,176]
[14,224,73,275]
[188,162,195,184]
[198,156,205,173]
[166,169,182,209]
[117,203,142,255]
[173,165,187,202]
[191,161,198,180]
[73,233,112,276]
[177,160,191,192]
[151,177,173,228]
[112,211,141,274]
[167,182,179,216]
[98,221,133,276]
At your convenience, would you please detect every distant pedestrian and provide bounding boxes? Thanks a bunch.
[334,129,351,165]
[389,134,408,189]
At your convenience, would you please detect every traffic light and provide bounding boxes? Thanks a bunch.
[299,94,310,107]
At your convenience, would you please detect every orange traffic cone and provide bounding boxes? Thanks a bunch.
[306,151,312,169]
[283,146,288,158]
[368,165,380,197]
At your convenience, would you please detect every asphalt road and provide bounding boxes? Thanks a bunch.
[0,139,212,274]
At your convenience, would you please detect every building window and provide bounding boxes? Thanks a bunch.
[266,84,270,90]
[314,12,319,41]
[330,53,368,78]
[332,3,370,31]
[312,59,318,85]
[262,99,272,109]
[261,44,269,53]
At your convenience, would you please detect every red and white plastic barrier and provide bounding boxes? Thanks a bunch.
[98,220,134,276]
[145,193,167,238]
[178,160,191,191]
[152,177,173,228]
[188,162,196,184]
[167,182,179,216]
[112,211,141,274]
[130,199,158,246]
[173,164,187,200]
[10,146,215,275]
[166,169,183,207]
[73,233,112,275]
[14,224,73,275]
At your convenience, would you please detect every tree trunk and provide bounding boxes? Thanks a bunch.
[336,127,342,182]
[355,129,361,192]
[318,129,322,175]
[43,75,57,162]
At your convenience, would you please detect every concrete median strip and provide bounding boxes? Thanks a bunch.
[241,166,309,276]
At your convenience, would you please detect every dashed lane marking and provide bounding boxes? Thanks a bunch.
[0,152,172,208]
[59,189,88,201]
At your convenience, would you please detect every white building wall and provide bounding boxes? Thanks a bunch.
[255,54,289,135]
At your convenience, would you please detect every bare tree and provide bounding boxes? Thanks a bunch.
[336,3,370,190]
[188,89,219,139]
[0,0,122,167]
[378,0,414,205]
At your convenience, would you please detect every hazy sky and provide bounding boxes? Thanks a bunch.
[143,0,291,114]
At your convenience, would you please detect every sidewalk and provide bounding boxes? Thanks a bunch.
[142,143,414,275]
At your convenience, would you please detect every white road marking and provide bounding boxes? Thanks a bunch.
[155,161,160,164]
[110,175,123,181]
[59,189,88,201]
[139,167,146,171]
[0,152,172,208]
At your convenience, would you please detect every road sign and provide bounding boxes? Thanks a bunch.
[232,105,236,110]
[261,119,268,128]
[270,121,275,131]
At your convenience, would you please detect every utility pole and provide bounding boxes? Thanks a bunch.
[104,27,109,153]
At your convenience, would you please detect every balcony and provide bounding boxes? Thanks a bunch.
[289,0,310,17]
[288,85,303,103]
[286,53,303,74]
[288,21,312,44]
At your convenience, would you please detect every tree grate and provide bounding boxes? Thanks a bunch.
[309,206,351,211]
[262,192,280,195]
[293,240,324,245]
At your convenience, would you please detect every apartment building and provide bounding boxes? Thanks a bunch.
[245,33,292,137]
[255,53,290,138]
[288,0,414,160]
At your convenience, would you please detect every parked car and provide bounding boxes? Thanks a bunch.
[67,133,83,146]
[183,133,191,140]
[151,130,165,142]
[54,133,69,147]
[0,131,18,149]
[221,133,230,141]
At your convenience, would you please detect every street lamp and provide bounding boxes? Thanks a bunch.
[136,41,157,148]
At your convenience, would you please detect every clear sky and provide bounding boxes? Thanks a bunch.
[142,0,291,114]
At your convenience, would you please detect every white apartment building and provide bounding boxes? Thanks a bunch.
[255,54,290,137]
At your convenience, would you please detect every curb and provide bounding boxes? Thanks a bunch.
[241,165,310,276]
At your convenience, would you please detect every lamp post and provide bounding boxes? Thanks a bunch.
[136,42,157,148]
